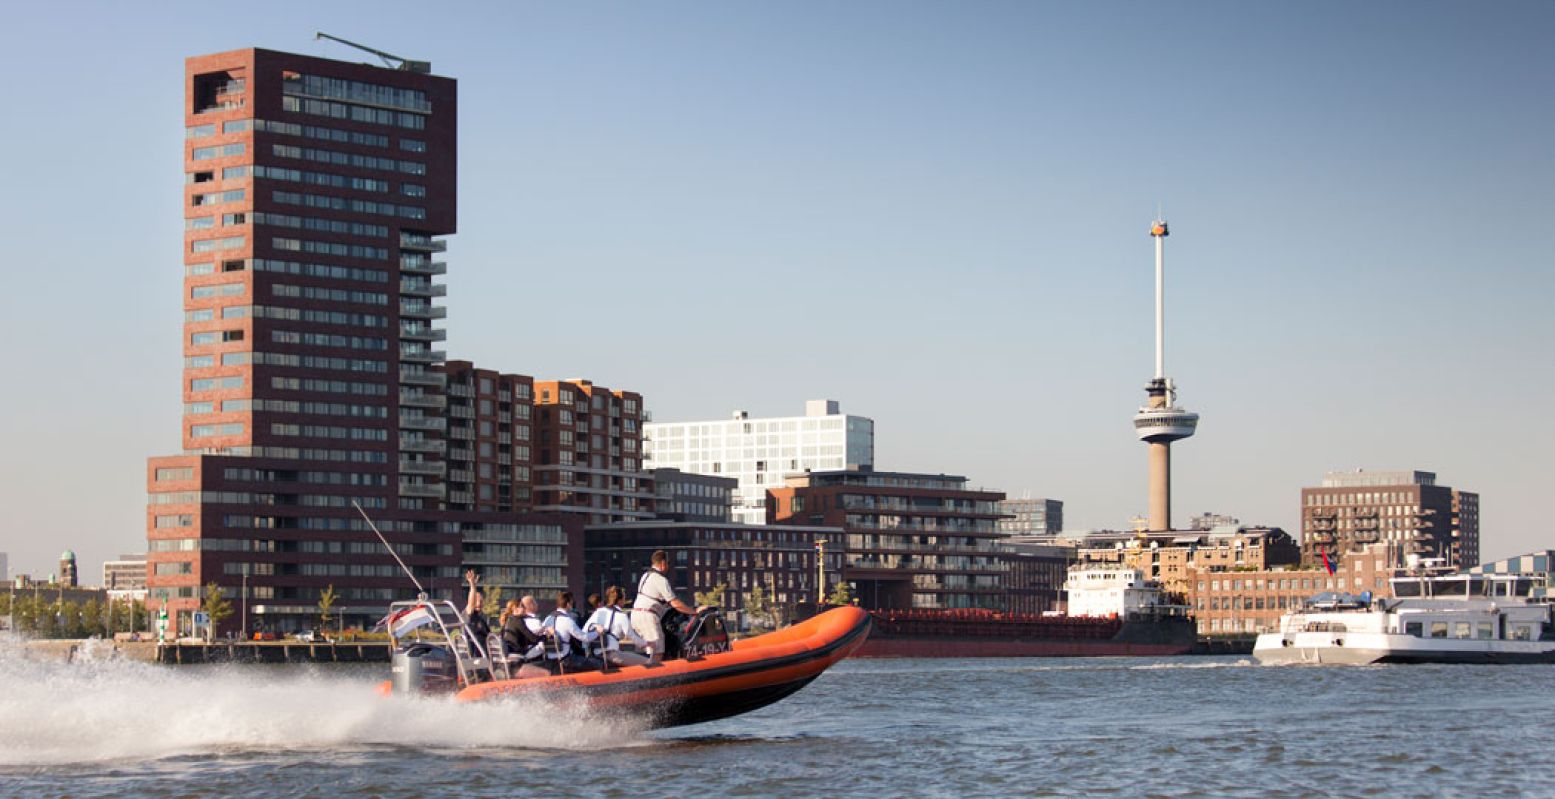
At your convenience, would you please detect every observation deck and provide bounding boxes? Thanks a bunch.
[1133,406,1199,443]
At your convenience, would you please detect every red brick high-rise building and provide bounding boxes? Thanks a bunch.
[146,47,585,636]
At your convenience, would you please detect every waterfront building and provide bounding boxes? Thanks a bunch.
[1301,470,1479,570]
[532,379,653,524]
[1188,542,1407,636]
[652,468,737,523]
[997,498,1064,535]
[767,468,1007,610]
[440,361,535,513]
[644,400,875,525]
[145,46,602,637]
[103,554,149,601]
[1001,541,1074,615]
[1075,526,1301,599]
[0,552,7,583]
[583,520,841,625]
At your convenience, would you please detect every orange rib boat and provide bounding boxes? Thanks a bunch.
[385,605,872,728]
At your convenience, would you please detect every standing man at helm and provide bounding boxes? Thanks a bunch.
[631,549,708,665]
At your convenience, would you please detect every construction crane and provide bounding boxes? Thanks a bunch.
[314,31,430,74]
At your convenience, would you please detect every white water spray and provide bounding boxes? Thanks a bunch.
[0,637,645,767]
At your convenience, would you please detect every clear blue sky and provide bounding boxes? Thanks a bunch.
[1,1,1552,579]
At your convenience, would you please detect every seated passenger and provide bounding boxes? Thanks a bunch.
[542,592,593,672]
[500,595,551,678]
[582,585,649,667]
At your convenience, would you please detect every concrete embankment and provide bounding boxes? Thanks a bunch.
[21,639,390,664]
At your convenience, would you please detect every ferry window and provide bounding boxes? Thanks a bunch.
[1405,622,1422,637]
[1512,625,1531,641]
[1430,622,1448,638]
[1477,623,1494,640]
[1453,622,1472,639]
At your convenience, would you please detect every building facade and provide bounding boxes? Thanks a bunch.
[997,498,1064,535]
[145,48,611,636]
[532,380,653,524]
[1301,470,1479,570]
[644,400,875,525]
[104,554,150,601]
[583,521,841,623]
[652,468,737,523]
[767,469,1007,611]
[1188,542,1406,636]
[1074,526,1301,599]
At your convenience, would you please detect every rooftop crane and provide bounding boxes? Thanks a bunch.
[314,31,430,73]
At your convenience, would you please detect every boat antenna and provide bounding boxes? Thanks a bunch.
[352,500,426,596]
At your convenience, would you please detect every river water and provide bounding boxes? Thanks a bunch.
[2,638,1552,798]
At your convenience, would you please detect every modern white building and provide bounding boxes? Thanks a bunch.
[644,400,875,525]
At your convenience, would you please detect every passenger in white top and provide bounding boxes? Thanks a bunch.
[542,592,589,670]
[582,585,649,667]
[631,549,709,665]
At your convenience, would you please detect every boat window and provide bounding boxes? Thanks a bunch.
[1511,625,1532,641]
[1477,623,1494,640]
[1453,622,1472,639]
[1405,622,1422,637]
[1430,622,1448,639]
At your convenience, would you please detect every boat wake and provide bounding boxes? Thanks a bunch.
[0,636,643,767]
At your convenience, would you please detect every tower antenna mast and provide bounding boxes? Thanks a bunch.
[314,31,431,73]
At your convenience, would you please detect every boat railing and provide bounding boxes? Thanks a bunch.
[386,598,485,686]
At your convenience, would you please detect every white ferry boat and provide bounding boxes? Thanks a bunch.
[1253,573,1555,665]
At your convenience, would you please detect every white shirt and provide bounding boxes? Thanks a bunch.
[541,611,585,660]
[634,569,676,615]
[583,605,647,652]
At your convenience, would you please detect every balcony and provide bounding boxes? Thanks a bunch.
[399,280,448,298]
[399,437,443,454]
[399,369,446,387]
[447,383,473,397]
[399,324,447,342]
[400,258,448,276]
[400,301,447,319]
[399,347,447,364]
[400,415,447,432]
[399,459,446,476]
[449,405,474,419]
[399,390,446,409]
[399,233,447,252]
[398,481,446,499]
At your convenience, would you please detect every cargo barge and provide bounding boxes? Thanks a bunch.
[856,607,1195,658]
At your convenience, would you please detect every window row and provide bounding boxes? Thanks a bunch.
[253,118,389,147]
[272,237,388,260]
[272,143,425,175]
[281,94,425,130]
[254,164,390,193]
[250,352,389,373]
[271,329,389,352]
[253,212,388,238]
[270,376,389,396]
[272,283,388,305]
[272,190,424,220]
[270,423,389,442]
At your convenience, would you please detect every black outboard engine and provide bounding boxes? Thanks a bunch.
[391,641,459,694]
[661,607,732,661]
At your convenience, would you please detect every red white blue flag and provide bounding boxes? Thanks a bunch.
[378,604,436,637]
[1321,549,1337,576]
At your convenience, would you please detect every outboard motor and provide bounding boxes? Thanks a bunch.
[391,642,459,694]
